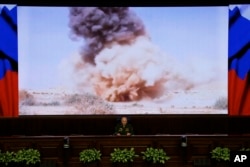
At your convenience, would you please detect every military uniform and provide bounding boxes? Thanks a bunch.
[114,123,134,135]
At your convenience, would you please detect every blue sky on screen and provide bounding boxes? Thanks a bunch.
[18,7,228,90]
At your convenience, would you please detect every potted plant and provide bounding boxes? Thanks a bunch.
[79,148,102,167]
[14,148,41,167]
[0,150,16,167]
[141,147,170,166]
[239,147,250,151]
[210,147,230,167]
[110,147,139,167]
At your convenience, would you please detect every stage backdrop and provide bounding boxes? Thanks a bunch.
[17,6,229,115]
[3,5,250,117]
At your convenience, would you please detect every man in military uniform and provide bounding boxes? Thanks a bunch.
[114,116,134,136]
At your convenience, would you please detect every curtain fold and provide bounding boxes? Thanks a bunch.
[228,70,250,115]
[0,70,18,116]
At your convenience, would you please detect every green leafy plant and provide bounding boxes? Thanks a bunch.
[110,148,139,163]
[15,148,41,165]
[79,148,102,164]
[0,150,16,166]
[239,148,250,151]
[141,147,170,164]
[210,147,230,162]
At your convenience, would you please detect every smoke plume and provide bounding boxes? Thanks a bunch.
[68,7,145,65]
[68,7,194,102]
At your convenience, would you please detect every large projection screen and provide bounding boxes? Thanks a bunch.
[18,7,228,115]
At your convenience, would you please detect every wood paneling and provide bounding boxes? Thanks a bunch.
[1,115,250,166]
[0,135,250,167]
[0,115,238,136]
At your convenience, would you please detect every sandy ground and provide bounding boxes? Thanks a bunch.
[19,86,227,115]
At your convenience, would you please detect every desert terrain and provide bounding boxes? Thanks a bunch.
[19,84,227,115]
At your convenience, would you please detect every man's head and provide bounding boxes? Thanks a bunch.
[121,116,128,126]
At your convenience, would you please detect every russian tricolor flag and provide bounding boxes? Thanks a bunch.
[0,5,18,117]
[229,5,250,115]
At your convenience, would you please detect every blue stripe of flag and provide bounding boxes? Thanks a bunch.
[0,5,17,79]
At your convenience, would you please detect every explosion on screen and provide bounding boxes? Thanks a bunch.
[68,7,194,102]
